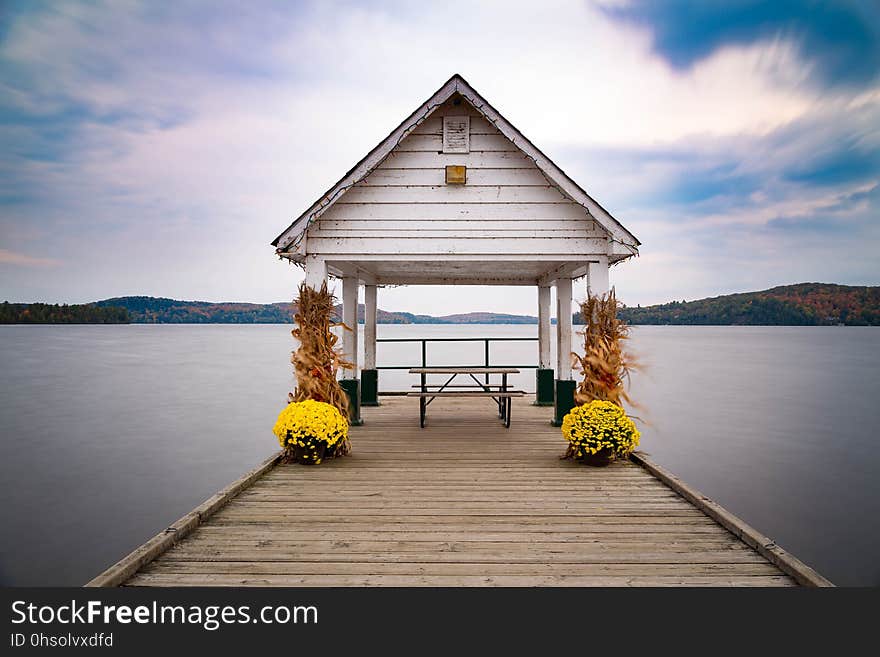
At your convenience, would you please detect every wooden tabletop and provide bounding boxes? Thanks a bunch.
[409,367,520,374]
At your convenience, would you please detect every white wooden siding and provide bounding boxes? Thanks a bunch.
[307,237,607,255]
[375,151,533,168]
[317,219,597,231]
[360,168,552,186]
[340,186,568,203]
[310,95,607,257]
[325,203,591,219]
[397,134,516,152]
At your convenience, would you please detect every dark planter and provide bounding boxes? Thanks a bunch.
[294,442,326,465]
[577,447,615,467]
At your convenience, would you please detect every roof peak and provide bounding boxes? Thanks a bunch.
[272,74,639,254]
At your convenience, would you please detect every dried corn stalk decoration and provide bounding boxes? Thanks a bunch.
[572,288,638,409]
[289,281,353,457]
[565,289,640,460]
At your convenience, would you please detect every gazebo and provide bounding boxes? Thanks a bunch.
[272,74,640,424]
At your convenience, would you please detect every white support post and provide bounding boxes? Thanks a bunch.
[555,277,573,380]
[538,285,551,369]
[364,284,377,370]
[342,276,359,378]
[303,256,327,290]
[587,259,610,298]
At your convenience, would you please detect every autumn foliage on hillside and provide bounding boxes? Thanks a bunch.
[619,283,879,326]
[758,284,879,325]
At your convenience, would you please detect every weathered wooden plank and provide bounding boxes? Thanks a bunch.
[361,168,553,186]
[322,201,592,219]
[263,466,658,472]
[251,476,670,483]
[258,472,672,476]
[258,469,679,477]
[206,518,723,531]
[377,151,534,169]
[206,520,723,534]
[173,536,745,550]
[220,481,686,493]
[255,476,692,483]
[251,468,662,477]
[306,236,607,256]
[250,480,671,488]
[143,561,781,577]
[223,499,696,510]
[316,229,593,239]
[316,219,597,231]
[239,490,681,499]
[237,496,681,504]
[245,476,671,484]
[244,476,675,485]
[219,502,702,513]
[126,573,795,587]
[131,551,768,564]
[186,530,734,542]
[341,185,569,204]
[213,510,711,519]
[396,133,517,152]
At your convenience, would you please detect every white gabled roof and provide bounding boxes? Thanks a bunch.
[272,74,640,256]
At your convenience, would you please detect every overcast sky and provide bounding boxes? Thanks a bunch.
[1,0,878,315]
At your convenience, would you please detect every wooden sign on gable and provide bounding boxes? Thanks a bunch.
[442,115,470,153]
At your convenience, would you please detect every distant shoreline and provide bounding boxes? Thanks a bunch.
[2,282,878,326]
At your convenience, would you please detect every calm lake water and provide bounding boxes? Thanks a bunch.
[1,324,878,586]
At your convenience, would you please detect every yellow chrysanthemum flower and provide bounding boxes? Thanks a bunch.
[561,400,640,459]
[272,399,349,454]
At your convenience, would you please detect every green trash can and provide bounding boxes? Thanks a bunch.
[339,378,363,426]
[552,379,576,426]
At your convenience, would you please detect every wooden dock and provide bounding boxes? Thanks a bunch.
[90,396,831,587]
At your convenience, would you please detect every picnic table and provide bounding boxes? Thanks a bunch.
[407,367,524,428]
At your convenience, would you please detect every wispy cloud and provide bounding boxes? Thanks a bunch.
[0,249,60,267]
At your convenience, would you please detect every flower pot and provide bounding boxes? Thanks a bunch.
[294,443,326,465]
[578,447,615,467]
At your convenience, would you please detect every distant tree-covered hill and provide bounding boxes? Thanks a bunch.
[612,283,879,326]
[93,297,293,323]
[91,297,542,324]
[7,283,877,325]
[91,297,451,324]
[0,301,129,324]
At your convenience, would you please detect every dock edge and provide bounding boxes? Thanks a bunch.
[630,452,834,587]
[85,451,284,588]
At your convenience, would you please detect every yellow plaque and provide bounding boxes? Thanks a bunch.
[445,165,466,184]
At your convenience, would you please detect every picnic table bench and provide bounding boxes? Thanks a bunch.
[407,367,524,428]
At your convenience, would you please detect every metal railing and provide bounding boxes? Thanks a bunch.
[376,336,538,385]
